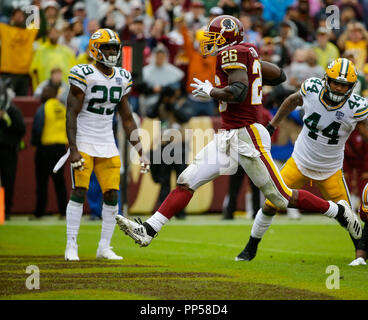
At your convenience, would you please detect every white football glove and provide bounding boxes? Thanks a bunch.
[71,158,85,171]
[190,78,213,98]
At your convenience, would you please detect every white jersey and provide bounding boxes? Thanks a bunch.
[68,64,132,156]
[292,77,368,179]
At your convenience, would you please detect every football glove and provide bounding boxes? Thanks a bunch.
[190,78,213,98]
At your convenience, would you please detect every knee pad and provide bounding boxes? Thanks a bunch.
[261,180,288,211]
[177,164,198,190]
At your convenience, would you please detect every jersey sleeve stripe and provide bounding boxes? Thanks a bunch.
[69,74,87,84]
[68,76,87,87]
[354,107,368,118]
[70,70,86,80]
[222,62,247,70]
[300,82,307,96]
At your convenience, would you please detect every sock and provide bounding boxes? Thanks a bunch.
[250,209,274,239]
[98,203,118,249]
[157,186,193,219]
[323,201,339,218]
[66,200,83,244]
[146,212,168,234]
[295,190,330,213]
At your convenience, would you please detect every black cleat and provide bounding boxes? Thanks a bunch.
[235,236,261,261]
[235,248,256,261]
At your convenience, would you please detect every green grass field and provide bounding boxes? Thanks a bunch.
[0,214,367,300]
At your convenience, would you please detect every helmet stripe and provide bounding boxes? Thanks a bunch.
[105,28,115,40]
[340,58,349,77]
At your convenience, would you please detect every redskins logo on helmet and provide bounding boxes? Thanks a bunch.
[324,58,357,104]
[201,15,244,56]
[88,28,121,68]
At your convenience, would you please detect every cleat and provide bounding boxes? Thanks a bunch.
[115,215,153,247]
[235,236,260,261]
[96,247,123,260]
[338,200,362,240]
[235,248,256,261]
[348,257,367,266]
[65,242,79,261]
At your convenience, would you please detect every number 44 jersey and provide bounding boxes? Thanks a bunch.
[68,64,132,147]
[293,77,368,178]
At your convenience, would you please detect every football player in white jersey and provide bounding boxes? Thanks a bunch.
[236,58,368,261]
[64,28,149,261]
[349,183,368,265]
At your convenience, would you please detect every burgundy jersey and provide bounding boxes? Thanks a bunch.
[214,42,263,129]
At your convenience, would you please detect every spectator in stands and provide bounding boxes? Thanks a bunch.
[147,85,191,219]
[141,44,184,115]
[184,0,208,30]
[30,26,76,92]
[58,21,80,55]
[31,84,68,219]
[312,26,340,69]
[284,48,324,92]
[72,1,88,34]
[275,20,306,58]
[0,78,26,221]
[0,7,38,96]
[98,0,127,30]
[43,0,64,30]
[240,13,263,48]
[33,67,69,105]
[59,0,78,21]
[337,21,368,71]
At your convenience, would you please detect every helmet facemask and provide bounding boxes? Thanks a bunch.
[90,41,121,68]
[324,75,356,104]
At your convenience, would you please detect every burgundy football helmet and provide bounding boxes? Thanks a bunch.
[201,15,244,56]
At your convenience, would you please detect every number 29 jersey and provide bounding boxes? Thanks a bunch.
[68,64,132,147]
[292,77,368,176]
[214,43,263,130]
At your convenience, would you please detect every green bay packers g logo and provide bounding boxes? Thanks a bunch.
[91,31,102,40]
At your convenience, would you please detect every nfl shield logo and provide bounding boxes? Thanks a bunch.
[336,111,344,120]
[116,77,122,85]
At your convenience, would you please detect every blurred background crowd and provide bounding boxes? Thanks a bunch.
[1,0,368,220]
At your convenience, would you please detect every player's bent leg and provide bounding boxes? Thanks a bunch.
[65,188,86,261]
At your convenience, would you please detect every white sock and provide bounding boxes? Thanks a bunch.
[99,203,118,249]
[146,212,169,233]
[66,200,83,244]
[251,209,274,239]
[323,201,339,218]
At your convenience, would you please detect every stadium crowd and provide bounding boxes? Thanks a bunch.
[1,0,368,222]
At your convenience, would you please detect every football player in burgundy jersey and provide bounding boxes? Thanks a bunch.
[115,15,361,255]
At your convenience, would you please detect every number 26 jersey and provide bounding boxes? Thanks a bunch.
[68,64,132,147]
[293,77,368,176]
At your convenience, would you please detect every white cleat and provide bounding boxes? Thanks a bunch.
[338,200,362,240]
[96,247,123,260]
[348,257,367,266]
[65,242,79,261]
[115,215,153,247]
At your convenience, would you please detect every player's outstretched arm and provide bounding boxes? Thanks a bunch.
[261,61,286,86]
[356,118,368,143]
[118,95,150,173]
[269,91,303,130]
[66,84,85,168]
